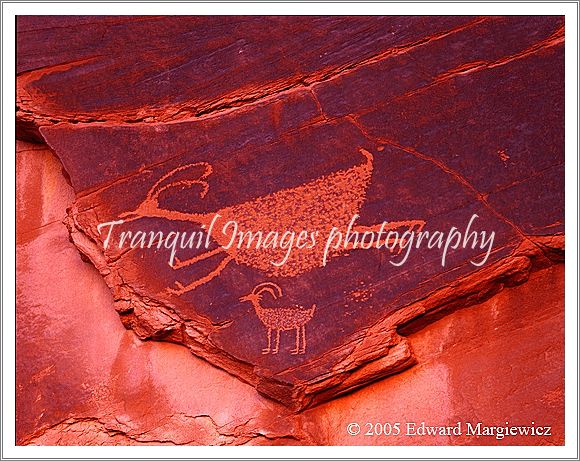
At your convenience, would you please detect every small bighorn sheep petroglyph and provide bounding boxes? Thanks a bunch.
[239,282,315,355]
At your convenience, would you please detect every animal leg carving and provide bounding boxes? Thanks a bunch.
[167,255,234,295]
[262,328,272,354]
[291,327,300,355]
[300,325,306,354]
[172,246,226,270]
[273,330,280,354]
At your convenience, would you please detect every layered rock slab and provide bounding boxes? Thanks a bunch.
[16,141,564,445]
[17,15,477,135]
[17,15,564,409]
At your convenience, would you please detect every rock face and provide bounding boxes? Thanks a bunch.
[15,140,565,445]
[16,15,564,437]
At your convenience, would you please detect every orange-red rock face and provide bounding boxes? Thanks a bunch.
[16,141,563,445]
[305,264,564,446]
[16,15,565,445]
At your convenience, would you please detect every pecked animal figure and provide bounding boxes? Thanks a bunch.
[239,282,315,355]
[118,148,425,294]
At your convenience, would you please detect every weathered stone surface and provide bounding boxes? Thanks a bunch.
[16,141,75,242]
[16,142,308,446]
[17,15,476,137]
[16,16,564,414]
[304,264,565,446]
[16,141,564,445]
[38,113,563,409]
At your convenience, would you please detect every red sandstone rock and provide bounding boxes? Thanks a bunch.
[16,142,308,446]
[303,265,564,446]
[16,143,564,446]
[17,15,476,139]
[16,15,565,435]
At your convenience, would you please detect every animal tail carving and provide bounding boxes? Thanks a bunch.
[359,147,373,166]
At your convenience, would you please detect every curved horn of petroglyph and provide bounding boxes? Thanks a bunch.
[147,162,213,204]
[252,282,283,299]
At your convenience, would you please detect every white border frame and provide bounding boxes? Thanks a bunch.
[2,2,578,459]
